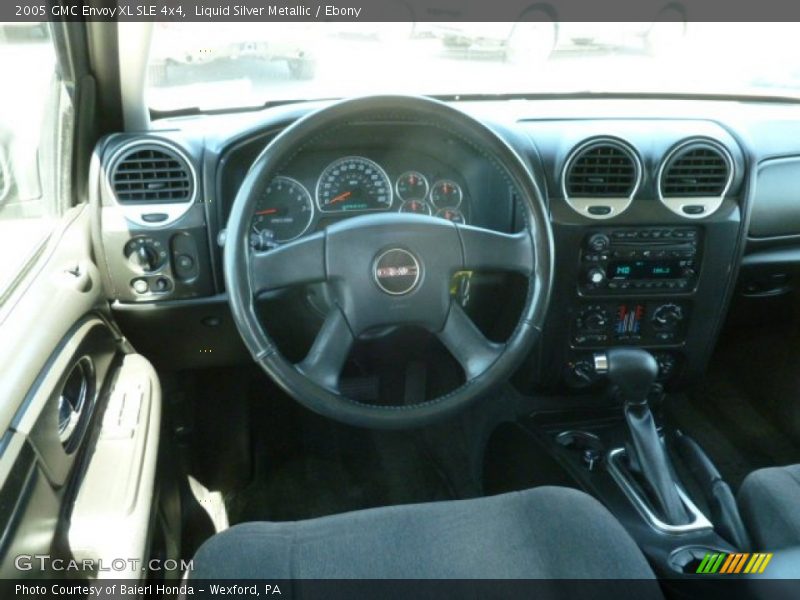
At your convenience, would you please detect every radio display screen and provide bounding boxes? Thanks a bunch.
[607,260,682,280]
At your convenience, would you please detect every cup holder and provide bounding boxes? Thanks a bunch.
[669,545,730,575]
[555,430,606,470]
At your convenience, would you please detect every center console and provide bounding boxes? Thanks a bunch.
[574,226,701,349]
[520,119,748,394]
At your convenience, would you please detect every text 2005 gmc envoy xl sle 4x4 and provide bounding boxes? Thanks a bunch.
[0,14,799,600]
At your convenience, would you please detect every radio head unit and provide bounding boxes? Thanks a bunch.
[580,227,700,294]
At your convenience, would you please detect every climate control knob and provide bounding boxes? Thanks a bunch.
[652,303,684,329]
[577,307,609,332]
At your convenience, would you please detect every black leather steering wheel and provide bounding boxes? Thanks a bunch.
[225,95,553,429]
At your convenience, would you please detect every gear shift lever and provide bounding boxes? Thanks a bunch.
[595,348,690,525]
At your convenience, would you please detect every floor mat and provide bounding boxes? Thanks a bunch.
[222,376,456,524]
[666,297,800,490]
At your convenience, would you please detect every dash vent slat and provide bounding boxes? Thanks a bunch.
[566,143,638,198]
[110,144,194,204]
[661,145,730,197]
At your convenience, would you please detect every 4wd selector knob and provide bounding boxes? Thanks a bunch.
[652,303,684,329]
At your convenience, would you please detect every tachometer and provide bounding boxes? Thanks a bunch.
[316,156,393,212]
[251,176,314,244]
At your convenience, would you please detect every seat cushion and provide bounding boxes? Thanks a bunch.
[738,464,800,549]
[191,486,657,580]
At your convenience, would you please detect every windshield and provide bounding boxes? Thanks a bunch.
[146,22,800,112]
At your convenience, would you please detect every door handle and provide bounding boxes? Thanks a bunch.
[62,262,93,293]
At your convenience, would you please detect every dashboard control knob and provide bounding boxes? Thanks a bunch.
[131,279,149,294]
[652,303,684,329]
[586,233,610,252]
[578,307,609,332]
[134,245,159,272]
[124,236,166,273]
[565,358,597,388]
[653,352,677,380]
[586,267,606,286]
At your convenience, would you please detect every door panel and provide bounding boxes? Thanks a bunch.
[0,206,162,580]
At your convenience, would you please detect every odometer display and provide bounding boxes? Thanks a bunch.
[316,156,393,212]
[252,176,314,243]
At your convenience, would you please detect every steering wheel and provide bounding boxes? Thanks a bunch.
[225,95,553,429]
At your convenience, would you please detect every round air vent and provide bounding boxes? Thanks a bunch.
[562,138,642,219]
[106,139,197,227]
[658,140,733,219]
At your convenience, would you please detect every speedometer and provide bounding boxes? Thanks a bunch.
[316,156,393,212]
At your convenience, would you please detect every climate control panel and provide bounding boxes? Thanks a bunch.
[573,300,688,348]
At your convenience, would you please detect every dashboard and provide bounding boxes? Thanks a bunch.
[89,96,800,393]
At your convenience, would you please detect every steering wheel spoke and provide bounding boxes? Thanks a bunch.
[438,302,504,380]
[251,232,326,295]
[297,307,355,392]
[457,225,534,275]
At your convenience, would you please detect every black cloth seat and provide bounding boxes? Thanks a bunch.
[738,464,800,550]
[191,486,658,581]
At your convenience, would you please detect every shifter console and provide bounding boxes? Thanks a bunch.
[596,348,712,533]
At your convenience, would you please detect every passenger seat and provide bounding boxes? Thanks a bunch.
[738,464,800,549]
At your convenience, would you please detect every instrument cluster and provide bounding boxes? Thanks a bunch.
[250,155,468,247]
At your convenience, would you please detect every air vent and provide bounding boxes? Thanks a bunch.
[110,142,194,204]
[661,143,730,197]
[658,140,733,219]
[563,139,641,219]
[567,143,637,196]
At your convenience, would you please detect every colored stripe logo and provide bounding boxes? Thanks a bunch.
[696,552,773,574]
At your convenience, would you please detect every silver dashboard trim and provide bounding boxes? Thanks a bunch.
[104,138,198,229]
[607,446,713,535]
[561,137,643,221]
[656,138,734,220]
